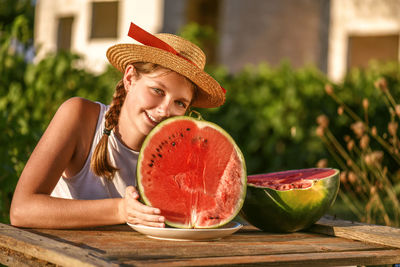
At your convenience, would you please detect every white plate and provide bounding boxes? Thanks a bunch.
[127,221,242,241]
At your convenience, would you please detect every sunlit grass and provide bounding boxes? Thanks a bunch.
[317,78,400,226]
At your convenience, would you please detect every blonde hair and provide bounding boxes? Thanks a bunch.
[90,62,197,179]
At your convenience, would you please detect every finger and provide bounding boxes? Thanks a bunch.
[127,208,165,223]
[132,199,161,215]
[128,217,165,228]
[125,186,139,199]
[128,216,165,226]
[128,213,165,227]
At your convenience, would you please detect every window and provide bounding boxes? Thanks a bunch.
[57,16,74,51]
[185,0,221,64]
[90,1,119,39]
[347,35,399,68]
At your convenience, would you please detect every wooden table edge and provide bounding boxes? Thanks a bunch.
[308,216,400,249]
[0,223,116,267]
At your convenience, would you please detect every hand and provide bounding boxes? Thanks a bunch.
[119,186,165,227]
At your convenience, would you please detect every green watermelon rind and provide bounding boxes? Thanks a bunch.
[240,168,340,233]
[137,116,247,229]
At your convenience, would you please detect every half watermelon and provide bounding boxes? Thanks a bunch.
[241,168,340,232]
[137,116,247,229]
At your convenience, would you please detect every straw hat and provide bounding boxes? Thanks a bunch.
[106,23,225,108]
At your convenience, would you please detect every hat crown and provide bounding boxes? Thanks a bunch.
[155,33,206,70]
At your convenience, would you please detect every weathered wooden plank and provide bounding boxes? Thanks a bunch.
[0,246,55,267]
[101,244,390,259]
[105,237,387,259]
[122,249,400,267]
[2,221,399,266]
[309,216,400,248]
[28,226,390,260]
[0,223,115,267]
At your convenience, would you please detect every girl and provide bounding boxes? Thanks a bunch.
[10,22,225,229]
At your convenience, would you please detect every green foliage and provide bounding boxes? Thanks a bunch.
[0,0,34,42]
[0,52,119,222]
[198,62,334,174]
[0,8,120,222]
[178,22,217,52]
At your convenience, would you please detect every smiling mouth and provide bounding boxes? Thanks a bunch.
[145,111,160,124]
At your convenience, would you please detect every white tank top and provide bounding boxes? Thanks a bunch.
[51,102,139,199]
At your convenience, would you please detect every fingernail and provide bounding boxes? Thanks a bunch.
[159,216,165,222]
[160,223,165,228]
[132,192,139,198]
[154,209,161,214]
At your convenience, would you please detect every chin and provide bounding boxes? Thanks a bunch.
[141,123,155,136]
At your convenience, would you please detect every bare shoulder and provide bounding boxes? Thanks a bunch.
[55,97,101,141]
[57,97,99,117]
[42,97,101,152]
[34,97,102,178]
[54,97,99,128]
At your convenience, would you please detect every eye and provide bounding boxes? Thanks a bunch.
[152,88,164,95]
[175,100,187,108]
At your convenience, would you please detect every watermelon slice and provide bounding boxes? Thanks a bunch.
[241,168,340,232]
[137,116,247,229]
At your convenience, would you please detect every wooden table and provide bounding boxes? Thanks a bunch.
[1,216,400,266]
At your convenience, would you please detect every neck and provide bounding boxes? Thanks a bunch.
[114,125,144,152]
[115,107,145,152]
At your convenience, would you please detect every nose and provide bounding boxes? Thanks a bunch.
[156,98,172,118]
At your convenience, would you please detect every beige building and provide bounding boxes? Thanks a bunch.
[328,0,400,81]
[34,0,164,73]
[34,0,400,81]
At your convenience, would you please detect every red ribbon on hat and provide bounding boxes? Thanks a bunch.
[127,22,226,94]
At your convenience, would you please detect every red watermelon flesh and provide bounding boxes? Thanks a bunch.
[137,117,246,229]
[248,168,337,190]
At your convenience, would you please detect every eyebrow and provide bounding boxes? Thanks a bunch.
[150,80,167,89]
[177,97,191,105]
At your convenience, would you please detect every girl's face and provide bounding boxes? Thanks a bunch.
[118,65,194,149]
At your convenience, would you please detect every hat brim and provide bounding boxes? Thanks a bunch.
[106,44,225,108]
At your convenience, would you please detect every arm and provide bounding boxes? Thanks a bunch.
[10,98,164,229]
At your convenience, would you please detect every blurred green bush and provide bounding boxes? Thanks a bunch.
[198,62,333,174]
[198,61,400,176]
[0,9,121,222]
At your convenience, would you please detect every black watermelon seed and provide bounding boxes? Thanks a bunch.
[158,153,162,158]
[149,163,153,167]
[180,133,184,137]
[152,154,156,158]
[186,128,190,131]
[204,139,208,143]
[156,148,160,152]
[172,142,175,146]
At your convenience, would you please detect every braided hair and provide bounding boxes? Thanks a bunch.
[90,79,126,179]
